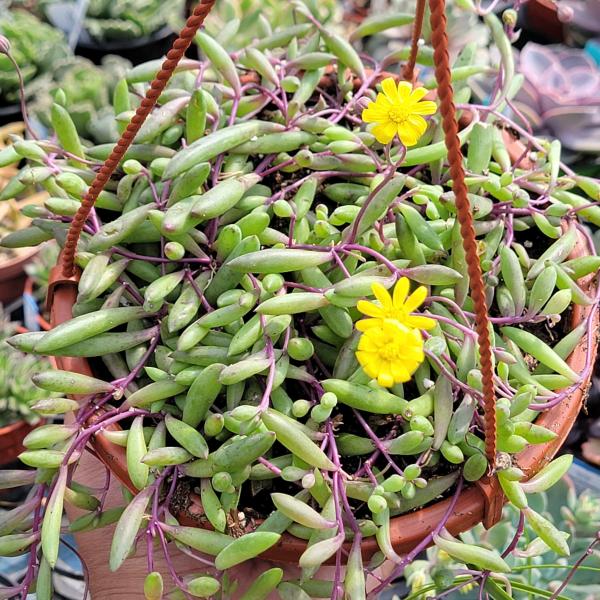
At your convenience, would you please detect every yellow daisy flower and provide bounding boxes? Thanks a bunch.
[356,319,425,388]
[362,78,437,146]
[356,278,436,332]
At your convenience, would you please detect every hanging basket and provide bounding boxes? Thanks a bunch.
[43,0,599,567]
[48,228,598,562]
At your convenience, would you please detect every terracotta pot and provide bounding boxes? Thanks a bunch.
[47,226,598,563]
[0,247,38,306]
[0,419,38,466]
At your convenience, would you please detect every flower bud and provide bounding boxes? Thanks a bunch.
[0,35,11,55]
[502,9,518,27]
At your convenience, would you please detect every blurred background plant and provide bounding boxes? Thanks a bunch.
[28,55,131,143]
[23,241,59,303]
[512,42,600,158]
[204,0,341,50]
[40,0,185,43]
[0,313,49,428]
[400,475,600,599]
[0,6,70,105]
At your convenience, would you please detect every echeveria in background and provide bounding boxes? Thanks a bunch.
[563,0,600,36]
[513,42,600,152]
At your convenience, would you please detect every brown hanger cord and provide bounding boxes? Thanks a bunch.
[402,0,426,81]
[428,0,497,463]
[60,0,217,277]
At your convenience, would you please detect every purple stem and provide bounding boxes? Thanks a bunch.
[352,410,404,477]
[368,476,465,598]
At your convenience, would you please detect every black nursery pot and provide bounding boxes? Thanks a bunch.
[74,25,177,66]
[0,102,22,127]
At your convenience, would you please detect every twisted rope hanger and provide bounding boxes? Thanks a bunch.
[60,0,217,277]
[402,0,426,81]
[424,0,497,463]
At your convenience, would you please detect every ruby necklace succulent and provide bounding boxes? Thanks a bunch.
[0,1,600,599]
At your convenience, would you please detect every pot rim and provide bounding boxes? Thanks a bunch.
[50,227,598,563]
[0,418,39,467]
[0,246,38,275]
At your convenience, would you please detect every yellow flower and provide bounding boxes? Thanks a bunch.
[356,319,425,387]
[362,78,437,146]
[356,278,436,332]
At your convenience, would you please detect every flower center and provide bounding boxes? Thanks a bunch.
[379,341,405,361]
[387,106,410,124]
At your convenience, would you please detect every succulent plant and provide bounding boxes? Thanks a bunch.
[403,473,600,599]
[28,55,132,144]
[512,42,600,154]
[41,0,185,43]
[0,7,70,104]
[563,0,600,39]
[0,314,49,427]
[0,2,599,598]
[0,123,47,263]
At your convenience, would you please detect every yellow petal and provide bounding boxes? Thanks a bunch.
[358,334,378,351]
[412,100,438,116]
[371,282,393,309]
[357,300,385,319]
[397,122,421,147]
[377,368,394,388]
[406,315,436,331]
[362,105,389,123]
[407,114,428,134]
[375,92,392,107]
[392,277,410,309]
[404,286,428,312]
[372,121,397,145]
[391,362,410,383]
[409,87,429,102]
[355,318,380,332]
[397,81,412,99]
[381,77,399,103]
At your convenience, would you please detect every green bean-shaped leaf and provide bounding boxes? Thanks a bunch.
[41,466,67,567]
[34,306,151,354]
[196,31,241,93]
[127,416,149,490]
[320,30,365,80]
[501,327,579,382]
[239,567,283,600]
[523,507,569,556]
[261,409,336,470]
[527,226,577,280]
[271,493,335,529]
[433,530,511,572]
[165,414,208,459]
[350,13,414,40]
[520,455,573,494]
[500,246,526,315]
[32,370,113,394]
[214,532,280,569]
[229,249,332,273]
[109,485,153,571]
